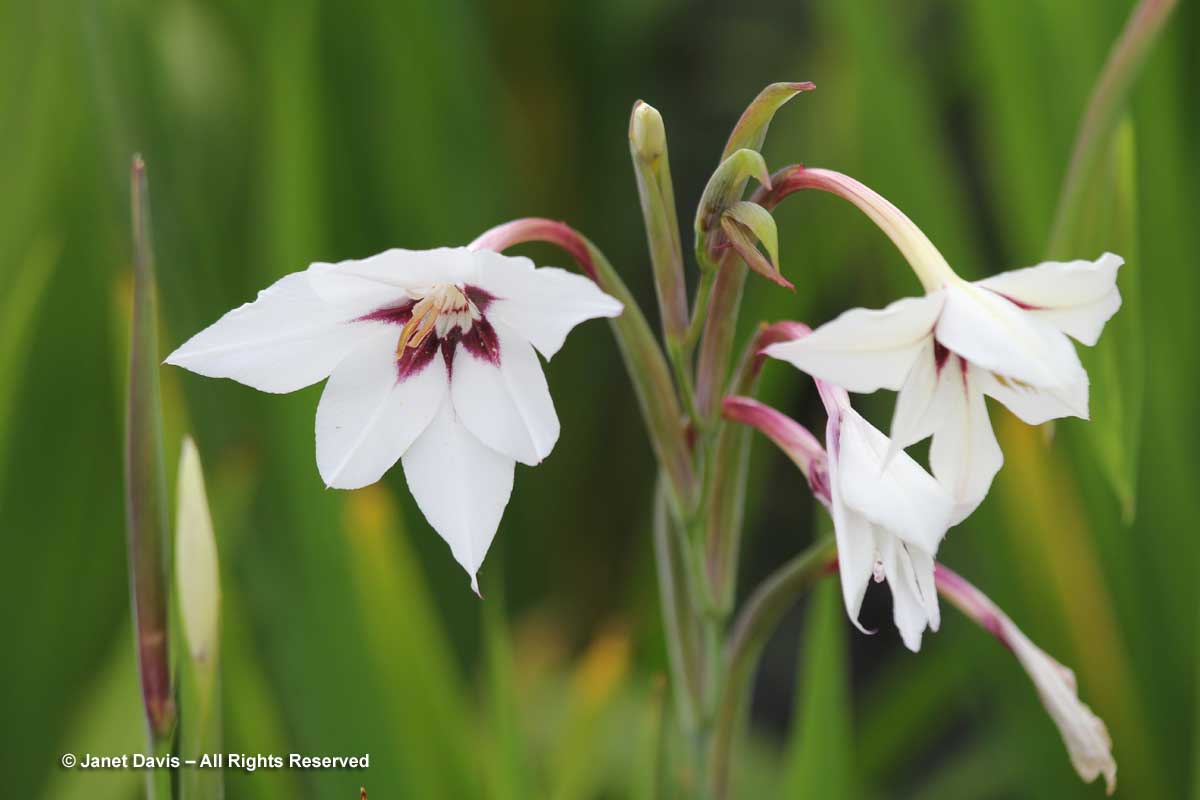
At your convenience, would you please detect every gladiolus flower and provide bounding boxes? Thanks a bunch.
[725,377,954,651]
[761,168,1122,522]
[166,246,622,592]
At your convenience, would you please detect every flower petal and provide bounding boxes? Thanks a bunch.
[164,272,373,393]
[764,293,943,393]
[888,339,941,454]
[307,248,480,316]
[401,401,515,595]
[837,407,953,555]
[878,536,933,652]
[451,321,559,466]
[315,328,447,489]
[983,370,1089,425]
[827,414,881,633]
[936,282,1085,389]
[1009,630,1117,794]
[976,253,1122,346]
[472,249,623,359]
[928,361,1003,524]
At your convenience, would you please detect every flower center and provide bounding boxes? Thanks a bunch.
[396,284,482,358]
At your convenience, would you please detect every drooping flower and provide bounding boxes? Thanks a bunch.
[936,564,1117,794]
[725,375,954,651]
[761,167,1123,522]
[166,246,622,592]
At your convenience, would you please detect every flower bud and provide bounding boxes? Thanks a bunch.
[629,101,667,164]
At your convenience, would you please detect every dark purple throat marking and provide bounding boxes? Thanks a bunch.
[355,285,502,382]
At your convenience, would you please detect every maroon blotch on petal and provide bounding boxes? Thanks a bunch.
[357,300,416,326]
[397,333,440,381]
[462,317,501,366]
[933,340,951,374]
[464,285,497,312]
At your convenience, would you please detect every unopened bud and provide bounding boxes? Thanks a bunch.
[630,101,667,164]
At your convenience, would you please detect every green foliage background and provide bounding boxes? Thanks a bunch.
[2,0,1196,797]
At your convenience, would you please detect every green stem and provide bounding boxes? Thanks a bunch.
[1046,0,1177,258]
[708,537,837,799]
[653,482,703,733]
[694,253,748,423]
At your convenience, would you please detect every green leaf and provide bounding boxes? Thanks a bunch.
[125,156,175,754]
[1062,118,1143,521]
[39,632,144,800]
[482,580,534,800]
[174,437,223,800]
[0,237,58,496]
[780,572,855,798]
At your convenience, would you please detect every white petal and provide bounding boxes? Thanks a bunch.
[307,248,480,316]
[401,401,515,594]
[909,546,940,633]
[450,321,559,466]
[471,249,623,359]
[936,282,1086,389]
[983,370,1089,424]
[837,407,953,555]
[976,253,1122,346]
[764,293,944,393]
[1008,628,1117,794]
[827,414,881,633]
[164,272,373,393]
[888,339,941,454]
[315,328,447,489]
[929,361,1003,524]
[878,536,930,652]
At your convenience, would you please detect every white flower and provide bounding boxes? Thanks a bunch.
[936,565,1116,794]
[818,382,954,651]
[767,253,1122,522]
[166,246,622,592]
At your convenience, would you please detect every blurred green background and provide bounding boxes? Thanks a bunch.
[2,0,1196,797]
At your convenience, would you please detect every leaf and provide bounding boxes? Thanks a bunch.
[0,237,58,496]
[482,580,534,800]
[125,155,175,742]
[780,571,856,798]
[1062,118,1143,521]
[39,632,144,800]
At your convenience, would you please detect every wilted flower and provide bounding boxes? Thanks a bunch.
[762,168,1122,522]
[936,564,1117,794]
[167,246,622,592]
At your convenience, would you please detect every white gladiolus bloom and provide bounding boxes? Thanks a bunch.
[166,247,622,593]
[818,382,955,651]
[761,171,1122,522]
